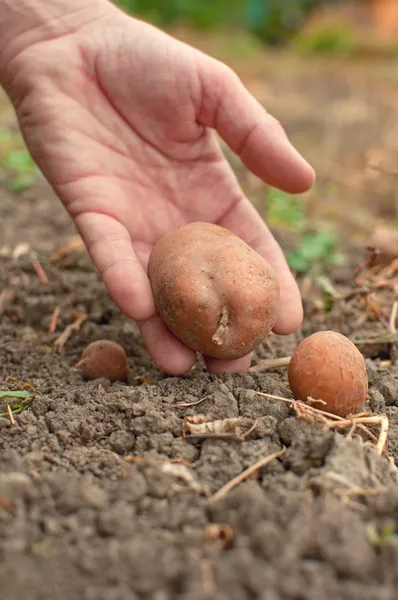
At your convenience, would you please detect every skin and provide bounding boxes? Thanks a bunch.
[0,0,315,375]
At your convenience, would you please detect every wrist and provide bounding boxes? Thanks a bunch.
[0,0,115,83]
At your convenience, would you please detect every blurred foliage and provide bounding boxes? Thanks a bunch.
[366,522,398,548]
[266,188,344,274]
[114,0,327,43]
[293,21,356,53]
[0,128,39,192]
[266,188,306,230]
[286,230,345,273]
[116,0,246,29]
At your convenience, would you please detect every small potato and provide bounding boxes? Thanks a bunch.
[148,222,280,360]
[288,331,368,417]
[368,226,398,265]
[76,340,128,382]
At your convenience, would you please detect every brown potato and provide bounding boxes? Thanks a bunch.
[76,340,129,382]
[288,331,368,417]
[368,226,398,265]
[148,222,280,360]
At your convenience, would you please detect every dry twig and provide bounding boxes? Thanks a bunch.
[0,277,19,316]
[50,235,85,261]
[49,306,60,333]
[337,487,390,497]
[6,403,15,425]
[208,448,286,504]
[326,415,389,454]
[174,394,211,408]
[264,336,277,357]
[124,456,192,468]
[249,356,291,373]
[201,559,216,597]
[389,301,398,334]
[182,415,258,441]
[31,256,49,285]
[54,312,87,353]
[255,392,389,454]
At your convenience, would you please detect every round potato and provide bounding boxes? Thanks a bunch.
[76,340,129,382]
[288,330,368,417]
[368,226,398,265]
[148,222,280,360]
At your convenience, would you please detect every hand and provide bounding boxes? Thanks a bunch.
[2,4,315,375]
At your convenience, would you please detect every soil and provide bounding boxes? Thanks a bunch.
[3,47,398,600]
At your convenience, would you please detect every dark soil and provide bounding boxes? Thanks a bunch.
[2,177,398,600]
[3,48,398,600]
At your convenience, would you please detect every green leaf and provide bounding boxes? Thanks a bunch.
[8,173,36,192]
[266,188,306,230]
[287,229,345,274]
[0,390,30,400]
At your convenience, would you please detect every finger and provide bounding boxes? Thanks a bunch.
[197,60,315,194]
[218,197,303,335]
[137,316,197,375]
[74,212,155,321]
[204,353,252,375]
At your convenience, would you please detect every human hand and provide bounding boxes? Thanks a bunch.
[1,1,315,375]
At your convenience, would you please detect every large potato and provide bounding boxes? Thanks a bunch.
[148,222,280,359]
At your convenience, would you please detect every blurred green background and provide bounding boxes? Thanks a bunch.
[114,0,325,44]
[3,0,398,278]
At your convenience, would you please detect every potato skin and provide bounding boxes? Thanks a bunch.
[148,222,280,360]
[288,331,368,417]
[79,340,128,382]
[369,227,398,265]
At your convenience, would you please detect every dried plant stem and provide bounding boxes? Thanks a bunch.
[338,487,389,497]
[31,256,49,285]
[255,392,389,454]
[208,448,286,504]
[0,277,19,316]
[390,301,398,334]
[255,391,294,404]
[54,313,87,353]
[201,559,216,597]
[326,415,389,454]
[49,306,60,333]
[249,356,291,373]
[174,394,211,408]
[6,404,15,425]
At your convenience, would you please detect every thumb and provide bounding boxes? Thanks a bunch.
[197,59,315,194]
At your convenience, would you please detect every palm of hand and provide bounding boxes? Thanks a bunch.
[7,12,314,374]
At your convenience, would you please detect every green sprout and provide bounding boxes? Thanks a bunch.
[366,522,398,548]
[266,188,306,230]
[0,128,39,192]
[265,187,345,275]
[286,230,345,274]
[0,390,32,419]
[293,24,355,55]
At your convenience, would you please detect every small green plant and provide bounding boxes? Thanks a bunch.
[0,128,39,192]
[0,390,32,419]
[265,187,345,274]
[366,522,398,548]
[287,229,345,274]
[225,32,263,60]
[266,188,306,230]
[293,24,355,54]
